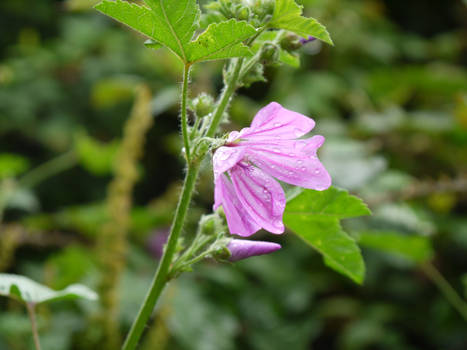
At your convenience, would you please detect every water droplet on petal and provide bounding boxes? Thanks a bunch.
[293,128,303,137]
[273,122,281,127]
[314,169,320,174]
[301,167,306,171]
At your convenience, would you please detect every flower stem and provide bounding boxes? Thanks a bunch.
[205,58,244,138]
[26,303,41,350]
[122,161,200,350]
[421,262,467,321]
[123,58,245,349]
[181,64,192,161]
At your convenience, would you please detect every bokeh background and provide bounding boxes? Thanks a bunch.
[1,0,467,349]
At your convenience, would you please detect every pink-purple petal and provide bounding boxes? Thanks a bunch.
[229,163,285,234]
[245,138,331,190]
[215,174,261,236]
[227,239,281,261]
[236,102,315,141]
[212,146,246,179]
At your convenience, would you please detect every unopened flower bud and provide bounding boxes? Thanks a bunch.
[236,7,250,21]
[280,33,302,51]
[260,43,279,63]
[227,239,281,261]
[192,93,215,117]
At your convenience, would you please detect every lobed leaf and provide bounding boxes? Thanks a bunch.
[187,19,256,63]
[96,0,200,61]
[270,0,333,45]
[96,0,256,63]
[358,231,434,263]
[0,273,98,304]
[284,187,370,284]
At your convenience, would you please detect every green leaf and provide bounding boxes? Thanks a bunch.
[284,187,370,284]
[0,274,98,304]
[96,1,256,63]
[95,0,200,61]
[358,231,434,263]
[186,19,256,63]
[270,0,333,45]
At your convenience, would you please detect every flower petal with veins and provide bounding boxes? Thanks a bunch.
[230,163,285,234]
[214,174,261,236]
[234,102,315,141]
[212,102,331,236]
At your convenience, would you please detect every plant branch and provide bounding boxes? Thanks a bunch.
[18,151,77,189]
[421,262,467,321]
[205,58,244,137]
[122,161,200,350]
[123,53,246,349]
[26,303,41,350]
[181,64,192,161]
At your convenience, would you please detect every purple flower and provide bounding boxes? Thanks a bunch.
[299,36,316,44]
[227,239,281,261]
[213,102,331,236]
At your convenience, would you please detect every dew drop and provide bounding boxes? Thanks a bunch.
[301,166,306,171]
[297,160,303,165]
[293,128,303,137]
[273,122,281,127]
[314,169,320,174]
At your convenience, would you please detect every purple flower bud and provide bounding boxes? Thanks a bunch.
[299,36,316,45]
[227,239,281,262]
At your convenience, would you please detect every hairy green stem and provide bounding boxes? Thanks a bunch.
[26,303,41,350]
[422,262,467,321]
[122,162,200,350]
[205,58,244,137]
[181,64,192,161]
[123,58,245,349]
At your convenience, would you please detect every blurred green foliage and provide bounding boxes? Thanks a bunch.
[1,0,467,349]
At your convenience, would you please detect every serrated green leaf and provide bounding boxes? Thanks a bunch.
[187,19,256,63]
[284,187,370,284]
[286,186,371,218]
[0,274,98,304]
[95,0,200,61]
[358,231,434,263]
[95,1,161,42]
[270,0,333,45]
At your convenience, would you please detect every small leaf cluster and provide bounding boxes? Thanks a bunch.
[203,0,275,28]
